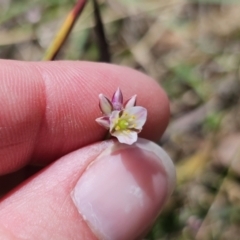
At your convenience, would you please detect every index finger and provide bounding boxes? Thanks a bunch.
[0,60,169,174]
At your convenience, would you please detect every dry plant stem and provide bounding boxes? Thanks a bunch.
[43,0,87,60]
[195,165,233,239]
[92,0,111,62]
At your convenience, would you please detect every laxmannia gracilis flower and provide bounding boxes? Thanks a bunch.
[96,88,147,145]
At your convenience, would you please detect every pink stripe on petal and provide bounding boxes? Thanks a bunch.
[99,94,113,115]
[112,88,123,104]
[95,116,110,129]
[124,95,137,108]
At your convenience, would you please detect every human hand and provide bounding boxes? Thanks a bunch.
[0,60,175,240]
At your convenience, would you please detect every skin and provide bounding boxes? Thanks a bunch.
[0,60,170,240]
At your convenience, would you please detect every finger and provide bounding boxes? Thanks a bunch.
[0,60,169,174]
[0,138,175,240]
[0,166,42,197]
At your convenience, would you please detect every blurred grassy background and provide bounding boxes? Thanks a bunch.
[1,0,240,239]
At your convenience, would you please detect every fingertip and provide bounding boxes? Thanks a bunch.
[72,138,175,240]
[35,61,170,141]
[0,60,170,174]
[0,138,175,240]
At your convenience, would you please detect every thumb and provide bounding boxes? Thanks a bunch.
[0,138,175,240]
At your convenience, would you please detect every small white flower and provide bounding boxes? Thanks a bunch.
[110,107,147,145]
[96,88,147,145]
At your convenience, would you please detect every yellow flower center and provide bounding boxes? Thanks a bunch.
[115,119,129,131]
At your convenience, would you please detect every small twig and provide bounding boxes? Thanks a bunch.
[43,0,87,60]
[92,0,111,62]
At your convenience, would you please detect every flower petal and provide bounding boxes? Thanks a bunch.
[125,106,147,129]
[124,94,137,108]
[111,88,123,110]
[95,116,110,129]
[99,94,113,115]
[111,130,138,145]
[109,110,120,132]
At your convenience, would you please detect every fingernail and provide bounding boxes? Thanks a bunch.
[72,138,176,240]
